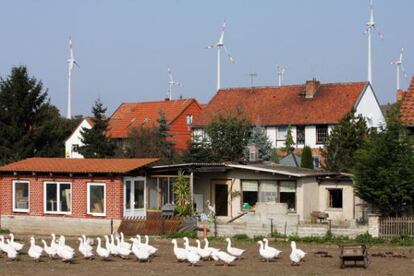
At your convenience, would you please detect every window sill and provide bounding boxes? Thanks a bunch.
[87,213,106,217]
[13,209,29,213]
[326,208,343,212]
[44,211,72,215]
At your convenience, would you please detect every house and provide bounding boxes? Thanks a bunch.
[192,79,385,162]
[107,98,202,151]
[399,76,414,133]
[65,117,93,159]
[0,157,158,235]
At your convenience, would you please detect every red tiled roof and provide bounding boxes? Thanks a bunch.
[0,158,159,174]
[108,99,198,138]
[400,76,414,125]
[193,82,367,126]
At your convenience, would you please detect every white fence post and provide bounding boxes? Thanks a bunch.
[368,214,380,237]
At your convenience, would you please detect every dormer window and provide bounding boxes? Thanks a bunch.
[186,115,193,125]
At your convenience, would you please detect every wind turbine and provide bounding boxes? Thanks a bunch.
[365,0,383,86]
[167,67,181,100]
[276,65,287,87]
[390,48,407,91]
[207,20,235,91]
[67,35,79,119]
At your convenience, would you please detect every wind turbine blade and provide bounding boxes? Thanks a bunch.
[74,61,80,69]
[206,44,216,49]
[167,67,174,82]
[223,46,235,63]
[218,20,226,45]
[399,48,404,62]
[401,64,408,78]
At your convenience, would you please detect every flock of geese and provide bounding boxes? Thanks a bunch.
[0,233,306,267]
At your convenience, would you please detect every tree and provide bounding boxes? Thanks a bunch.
[181,135,214,163]
[353,104,414,216]
[157,110,175,164]
[173,171,192,216]
[321,110,368,172]
[301,146,314,169]
[207,109,252,162]
[244,125,273,161]
[283,125,295,156]
[122,125,160,158]
[0,66,71,164]
[78,99,115,158]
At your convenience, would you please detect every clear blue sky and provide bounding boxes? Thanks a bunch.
[0,0,413,116]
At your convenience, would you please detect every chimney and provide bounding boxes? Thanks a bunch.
[305,78,320,99]
[396,89,405,102]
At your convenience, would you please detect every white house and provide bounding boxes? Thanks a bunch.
[65,118,93,158]
[192,79,385,165]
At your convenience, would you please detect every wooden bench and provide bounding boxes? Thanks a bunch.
[339,244,369,269]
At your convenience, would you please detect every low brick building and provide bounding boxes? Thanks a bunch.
[0,157,157,235]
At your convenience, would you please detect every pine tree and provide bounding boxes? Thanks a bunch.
[353,104,414,216]
[0,66,69,164]
[321,110,368,172]
[78,99,115,158]
[157,110,175,164]
[300,146,314,169]
[283,125,295,156]
[244,125,273,161]
[181,135,214,163]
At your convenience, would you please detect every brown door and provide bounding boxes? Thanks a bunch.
[215,184,228,216]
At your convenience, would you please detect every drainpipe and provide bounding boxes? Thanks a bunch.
[190,171,194,215]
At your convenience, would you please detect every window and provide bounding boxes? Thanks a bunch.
[313,157,320,169]
[161,178,175,205]
[186,114,193,125]
[248,145,257,161]
[72,144,79,152]
[316,125,328,144]
[242,181,258,209]
[280,181,296,211]
[87,183,106,216]
[328,189,343,208]
[44,182,72,214]
[296,126,305,145]
[259,181,277,202]
[13,181,29,212]
[277,127,287,140]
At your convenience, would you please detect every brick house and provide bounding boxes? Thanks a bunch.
[399,76,414,133]
[0,158,157,235]
[192,79,385,166]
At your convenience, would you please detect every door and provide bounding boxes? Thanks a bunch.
[215,184,228,216]
[124,177,146,217]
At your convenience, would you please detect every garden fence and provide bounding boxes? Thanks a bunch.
[379,217,414,240]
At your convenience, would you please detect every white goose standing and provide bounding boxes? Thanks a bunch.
[211,250,237,266]
[4,239,18,260]
[195,239,211,260]
[203,238,219,255]
[116,236,131,258]
[28,237,43,261]
[225,238,245,259]
[9,233,24,252]
[42,239,57,258]
[56,238,74,262]
[171,239,187,262]
[257,241,277,262]
[263,238,282,258]
[289,241,306,265]
[96,237,110,260]
[183,237,197,253]
[130,238,151,262]
[78,237,94,259]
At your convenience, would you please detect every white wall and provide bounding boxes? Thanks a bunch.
[355,85,385,128]
[65,119,92,159]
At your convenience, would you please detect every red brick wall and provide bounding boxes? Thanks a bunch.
[0,175,124,220]
[170,101,202,150]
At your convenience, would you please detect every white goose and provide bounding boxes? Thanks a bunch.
[28,237,43,261]
[119,232,132,250]
[116,236,131,258]
[289,241,306,265]
[9,233,24,252]
[108,235,119,256]
[263,238,282,258]
[0,235,8,253]
[211,250,236,266]
[257,241,277,262]
[225,238,245,259]
[186,249,201,266]
[5,239,18,260]
[136,235,157,255]
[81,235,94,252]
[59,236,75,254]
[57,238,75,262]
[203,238,219,254]
[96,237,110,260]
[130,238,150,262]
[50,233,59,251]
[195,239,211,260]
[171,239,187,262]
[183,237,197,253]
[78,237,94,259]
[42,239,57,258]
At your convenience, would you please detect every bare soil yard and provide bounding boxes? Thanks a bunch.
[0,238,413,276]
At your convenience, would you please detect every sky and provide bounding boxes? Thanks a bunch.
[0,0,413,117]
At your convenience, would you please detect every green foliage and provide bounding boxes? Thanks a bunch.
[122,125,161,158]
[322,110,368,172]
[253,235,266,242]
[354,232,385,245]
[181,135,214,163]
[157,110,175,164]
[353,104,414,216]
[283,125,295,156]
[300,146,314,169]
[245,125,273,161]
[207,108,252,162]
[0,228,10,234]
[173,171,192,216]
[390,234,414,246]
[271,230,286,239]
[79,99,115,158]
[166,230,197,239]
[0,66,73,165]
[270,148,279,163]
[232,234,250,241]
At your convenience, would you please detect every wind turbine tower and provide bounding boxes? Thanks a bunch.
[167,67,181,100]
[390,48,407,90]
[67,36,79,119]
[207,20,235,91]
[276,65,287,87]
[365,0,383,86]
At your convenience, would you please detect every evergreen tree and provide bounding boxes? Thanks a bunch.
[207,109,252,162]
[156,110,175,164]
[300,146,314,169]
[181,135,214,163]
[78,99,115,158]
[0,66,69,164]
[244,125,273,161]
[283,125,295,156]
[122,125,160,158]
[321,110,368,172]
[353,104,414,216]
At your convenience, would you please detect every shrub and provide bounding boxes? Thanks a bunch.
[173,171,192,216]
[166,230,197,239]
[232,234,250,241]
[354,232,385,245]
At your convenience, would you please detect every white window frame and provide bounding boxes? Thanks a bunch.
[277,126,287,141]
[87,182,106,216]
[43,182,72,215]
[12,180,30,213]
[186,114,193,125]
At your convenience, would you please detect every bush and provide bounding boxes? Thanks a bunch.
[166,230,197,239]
[271,230,286,239]
[354,232,385,245]
[390,234,414,246]
[0,228,10,234]
[253,235,266,242]
[232,234,250,241]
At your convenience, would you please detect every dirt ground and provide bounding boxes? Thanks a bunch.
[0,237,413,276]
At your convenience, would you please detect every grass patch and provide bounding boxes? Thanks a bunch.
[0,228,10,234]
[165,230,197,239]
